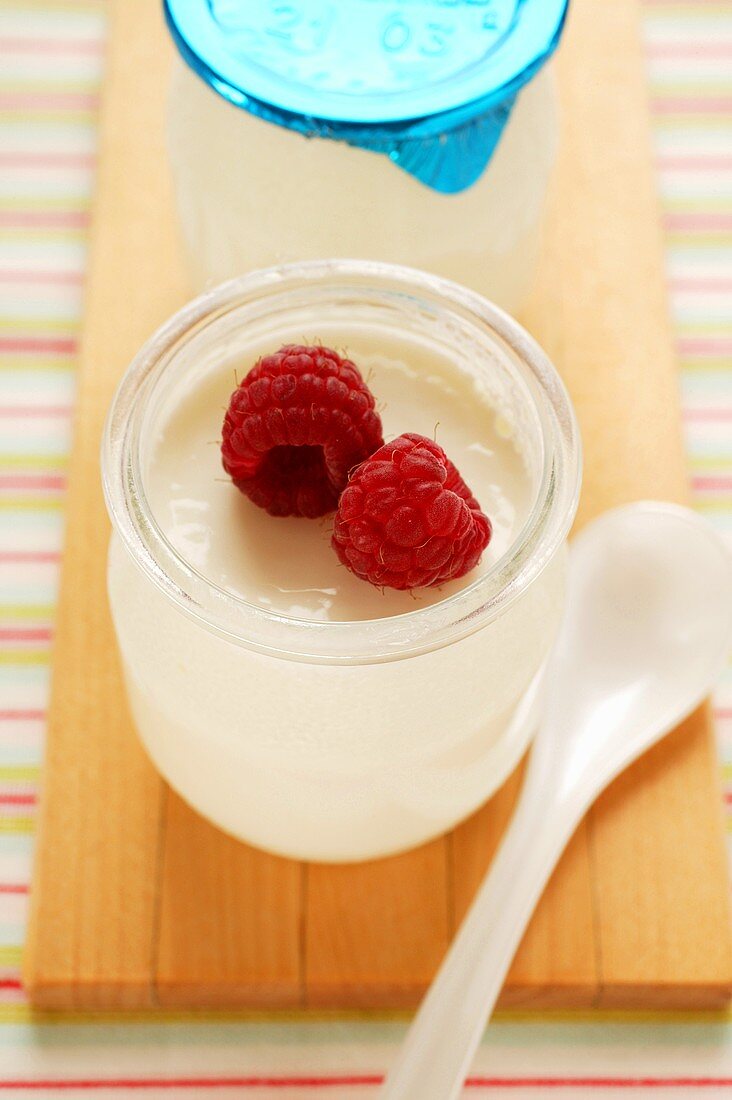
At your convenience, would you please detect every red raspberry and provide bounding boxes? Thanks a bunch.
[332,433,492,591]
[221,345,384,518]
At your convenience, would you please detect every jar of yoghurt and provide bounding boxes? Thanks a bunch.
[165,1,569,313]
[102,260,580,862]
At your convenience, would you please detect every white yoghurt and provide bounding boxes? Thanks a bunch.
[147,326,532,622]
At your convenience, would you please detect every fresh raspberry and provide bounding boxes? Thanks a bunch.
[221,345,384,517]
[332,433,492,591]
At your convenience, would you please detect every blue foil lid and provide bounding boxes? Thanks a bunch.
[164,0,569,193]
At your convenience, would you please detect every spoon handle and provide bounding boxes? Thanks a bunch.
[379,772,585,1100]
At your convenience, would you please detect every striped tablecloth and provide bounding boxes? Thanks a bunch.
[1,1,731,1096]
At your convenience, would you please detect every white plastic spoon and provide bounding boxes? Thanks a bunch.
[381,502,732,1100]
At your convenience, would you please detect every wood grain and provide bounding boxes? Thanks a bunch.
[306,840,450,1009]
[592,708,732,1008]
[23,0,732,1010]
[155,790,303,1007]
[522,0,732,1009]
[23,0,186,1010]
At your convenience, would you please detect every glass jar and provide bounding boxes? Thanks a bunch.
[102,260,580,862]
[165,0,568,314]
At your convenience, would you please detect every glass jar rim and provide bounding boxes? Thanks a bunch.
[102,260,581,664]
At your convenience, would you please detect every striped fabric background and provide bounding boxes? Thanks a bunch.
[0,0,731,1096]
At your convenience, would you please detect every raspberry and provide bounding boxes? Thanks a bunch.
[221,345,384,517]
[332,433,492,590]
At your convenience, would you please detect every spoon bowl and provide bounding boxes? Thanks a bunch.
[381,502,732,1100]
[541,502,732,799]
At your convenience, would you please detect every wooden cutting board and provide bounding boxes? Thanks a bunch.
[23,0,732,1011]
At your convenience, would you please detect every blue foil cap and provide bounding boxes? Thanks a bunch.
[164,0,569,194]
